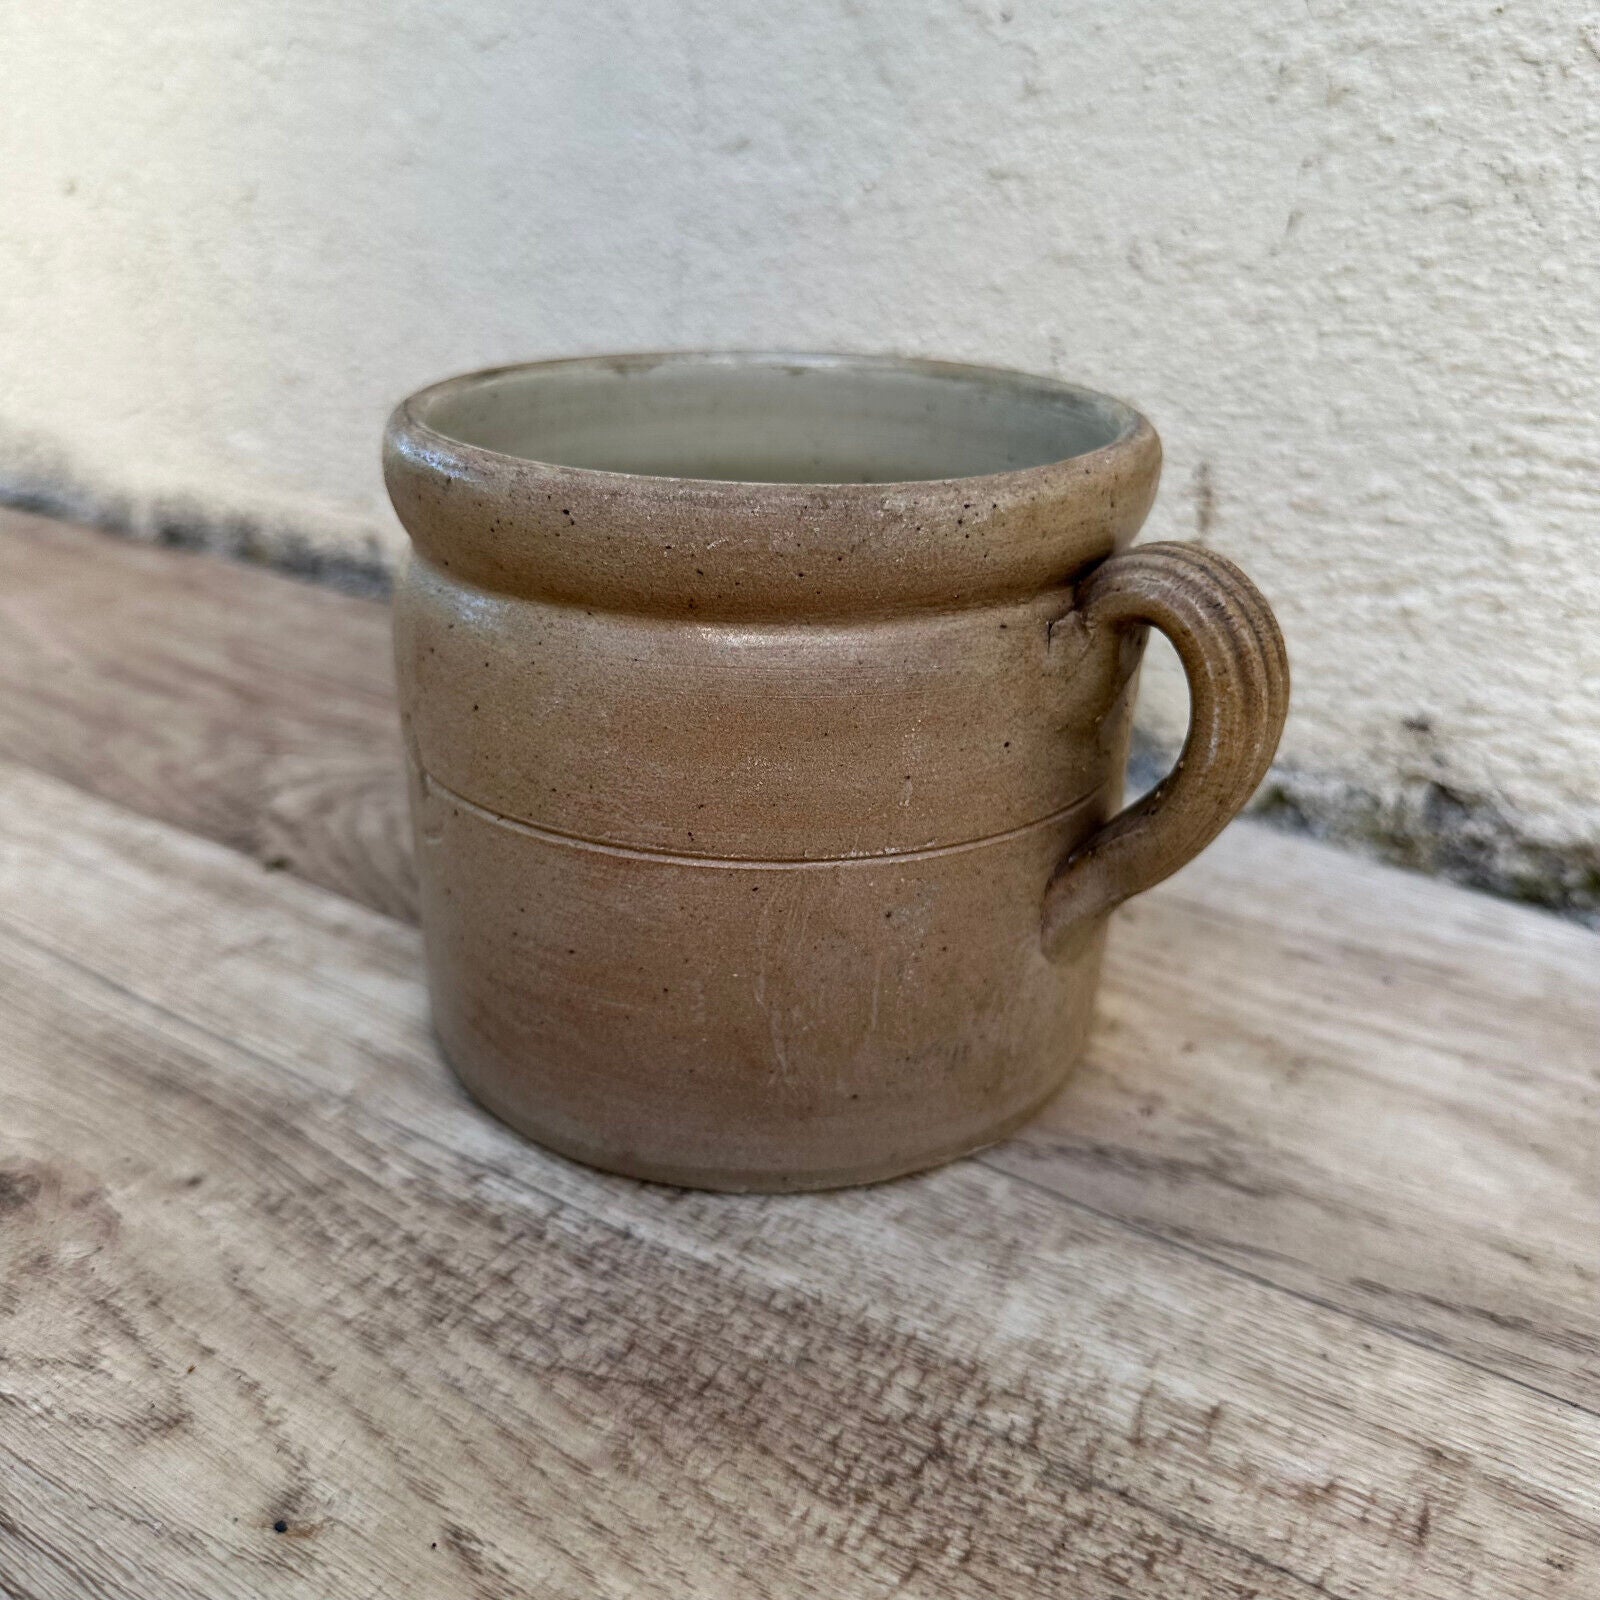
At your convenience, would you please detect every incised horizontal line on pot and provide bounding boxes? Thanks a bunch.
[418,768,1107,869]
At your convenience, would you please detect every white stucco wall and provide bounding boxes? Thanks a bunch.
[3,2,1598,908]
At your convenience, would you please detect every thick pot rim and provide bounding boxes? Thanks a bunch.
[383,351,1163,619]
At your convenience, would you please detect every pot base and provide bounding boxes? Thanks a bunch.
[437,1024,1080,1192]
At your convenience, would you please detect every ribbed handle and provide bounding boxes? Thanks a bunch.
[1041,543,1289,959]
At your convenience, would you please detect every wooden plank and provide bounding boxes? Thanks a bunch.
[0,763,1596,1600]
[0,510,1596,1411]
[6,512,1593,1414]
[0,509,413,920]
[998,822,1600,1409]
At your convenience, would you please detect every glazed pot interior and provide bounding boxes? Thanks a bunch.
[408,354,1138,485]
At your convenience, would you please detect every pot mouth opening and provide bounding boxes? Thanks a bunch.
[400,352,1143,487]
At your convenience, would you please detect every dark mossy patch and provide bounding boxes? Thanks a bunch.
[0,471,394,599]
[1133,731,1600,928]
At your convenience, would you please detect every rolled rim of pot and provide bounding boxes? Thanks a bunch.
[384,350,1161,619]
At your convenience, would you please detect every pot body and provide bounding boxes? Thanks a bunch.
[395,565,1144,1189]
[385,354,1251,1190]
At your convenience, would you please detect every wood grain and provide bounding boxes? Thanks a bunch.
[1,512,1597,1597]
[0,761,1596,1599]
[1003,822,1600,1409]
[0,510,1593,1409]
[0,509,413,919]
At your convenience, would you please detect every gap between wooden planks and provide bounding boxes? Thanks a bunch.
[0,507,1596,1598]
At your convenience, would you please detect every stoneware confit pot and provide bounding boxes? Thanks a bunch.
[384,352,1289,1191]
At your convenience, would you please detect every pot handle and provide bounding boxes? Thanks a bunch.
[1041,543,1289,959]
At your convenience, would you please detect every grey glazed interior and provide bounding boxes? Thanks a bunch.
[413,354,1137,484]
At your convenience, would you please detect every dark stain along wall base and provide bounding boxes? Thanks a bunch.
[1131,735,1600,929]
[0,474,394,600]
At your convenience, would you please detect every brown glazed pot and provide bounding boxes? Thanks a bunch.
[385,353,1288,1191]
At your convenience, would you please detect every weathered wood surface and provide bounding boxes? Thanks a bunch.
[0,510,413,919]
[1004,840,1600,1410]
[0,508,1597,1597]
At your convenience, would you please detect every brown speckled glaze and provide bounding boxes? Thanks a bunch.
[384,353,1288,1190]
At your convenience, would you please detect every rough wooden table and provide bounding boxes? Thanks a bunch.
[0,508,1595,1600]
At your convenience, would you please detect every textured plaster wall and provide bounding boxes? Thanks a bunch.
[3,2,1598,911]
